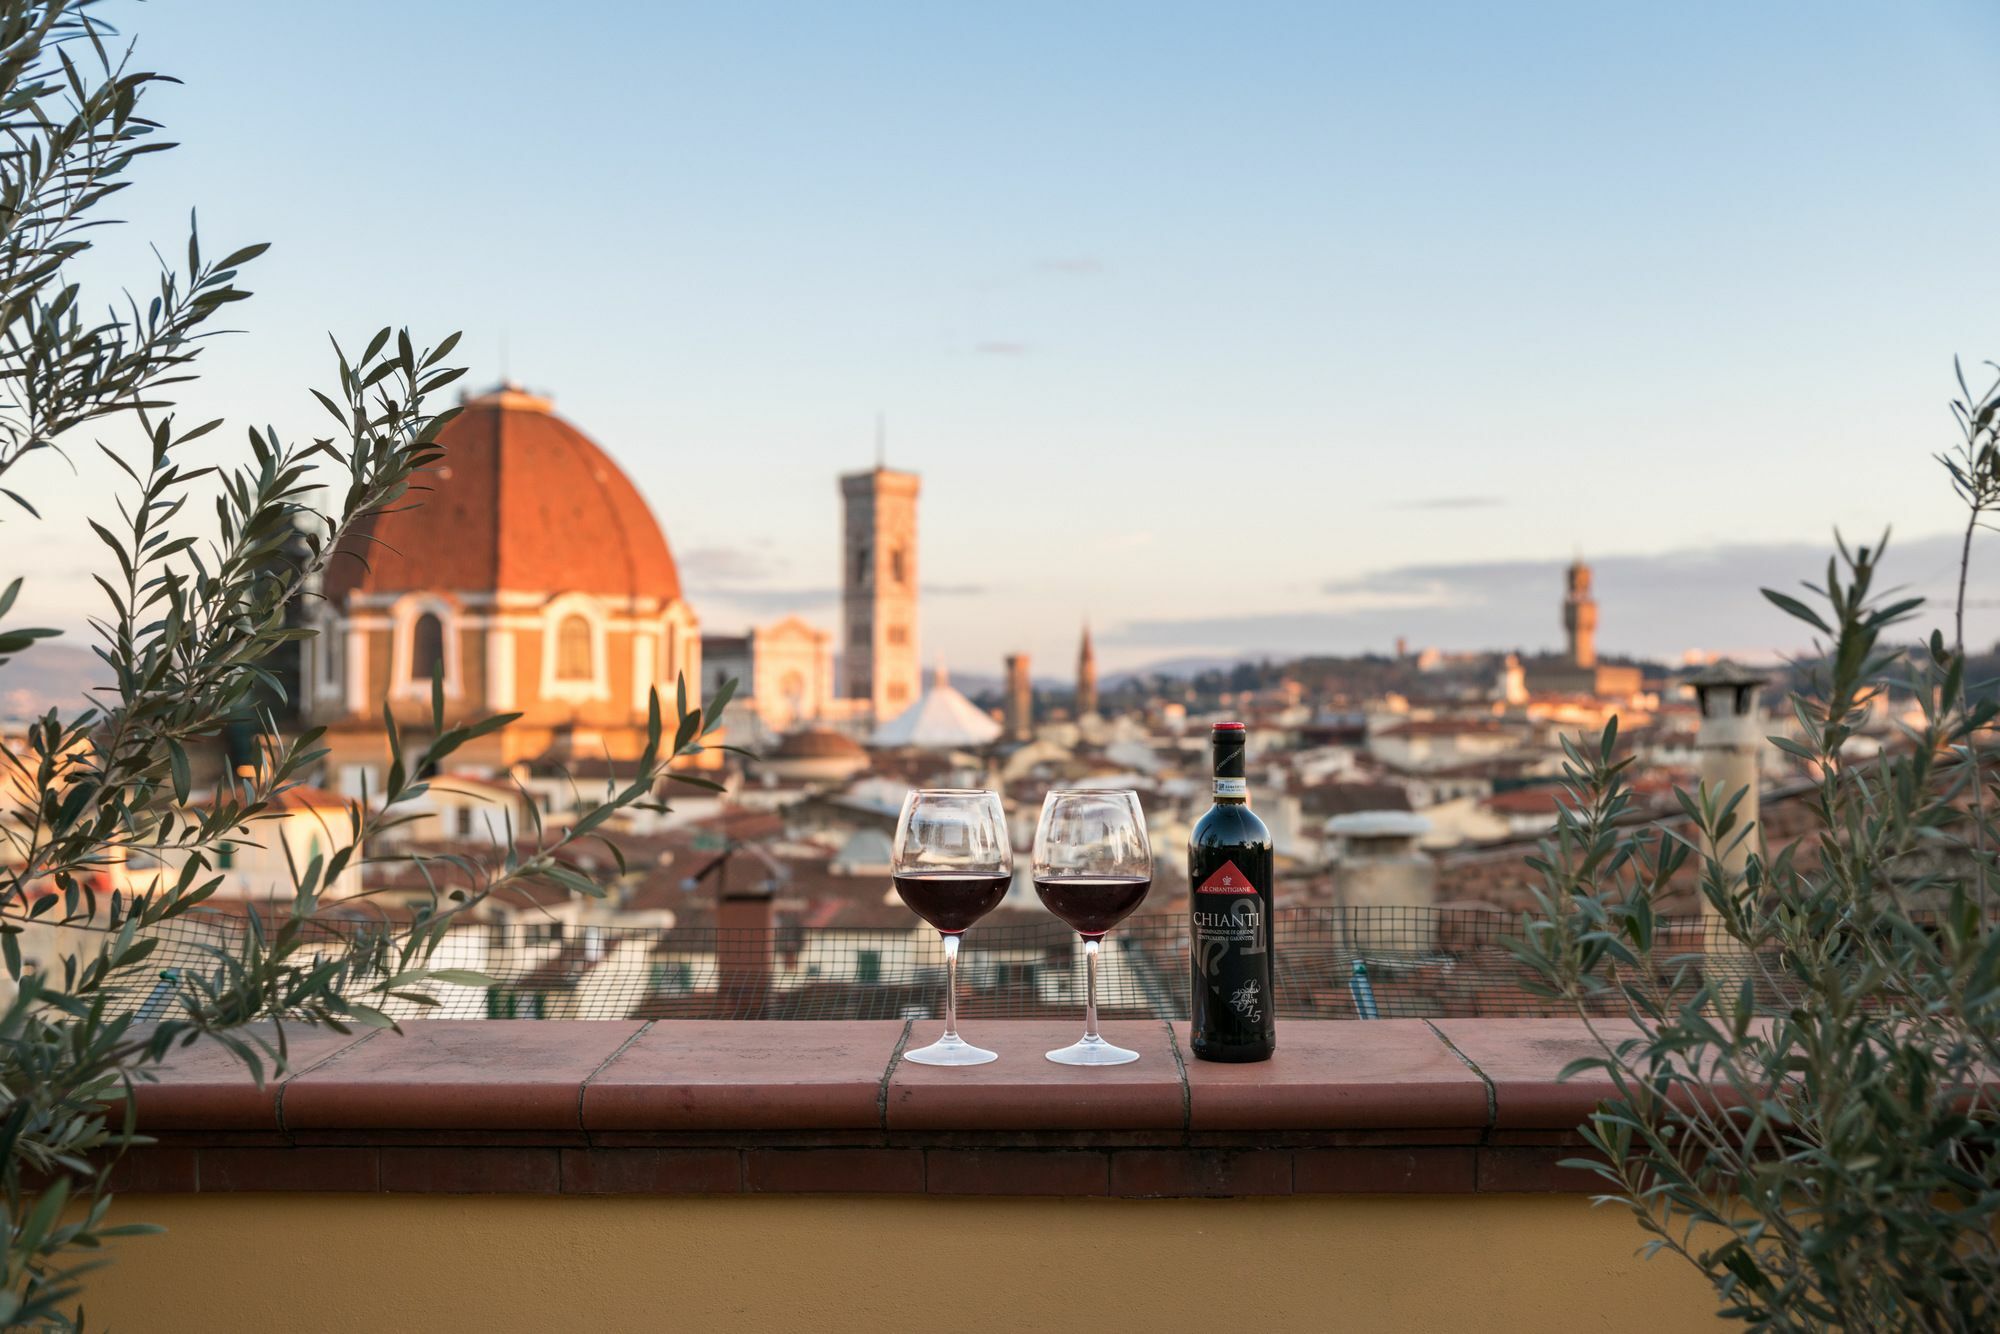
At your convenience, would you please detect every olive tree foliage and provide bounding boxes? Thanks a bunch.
[0,4,730,1328]
[1513,366,2000,1330]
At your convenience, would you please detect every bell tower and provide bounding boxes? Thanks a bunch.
[840,464,921,719]
[1563,559,1597,669]
[1076,623,1099,718]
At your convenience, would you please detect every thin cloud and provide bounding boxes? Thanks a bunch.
[678,544,786,583]
[698,586,839,613]
[1037,257,1105,276]
[974,340,1032,357]
[923,582,986,597]
[1112,532,1988,661]
[1392,496,1503,511]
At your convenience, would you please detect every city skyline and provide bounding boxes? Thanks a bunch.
[6,0,2000,674]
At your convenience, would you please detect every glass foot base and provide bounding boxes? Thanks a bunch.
[1046,1035,1139,1066]
[904,1034,998,1066]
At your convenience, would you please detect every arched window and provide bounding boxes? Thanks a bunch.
[556,614,593,681]
[410,613,445,682]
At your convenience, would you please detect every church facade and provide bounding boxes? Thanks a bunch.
[307,385,701,788]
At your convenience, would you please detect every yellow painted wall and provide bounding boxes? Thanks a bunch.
[84,1193,1727,1332]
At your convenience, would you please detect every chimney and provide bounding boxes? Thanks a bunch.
[1004,653,1033,742]
[1689,660,1767,923]
[716,885,775,1019]
[1325,810,1438,951]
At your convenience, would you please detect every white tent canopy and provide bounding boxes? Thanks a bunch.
[869,663,1002,749]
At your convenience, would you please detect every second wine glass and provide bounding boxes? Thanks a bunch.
[1033,788,1153,1066]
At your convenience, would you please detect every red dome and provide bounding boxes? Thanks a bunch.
[325,387,680,608]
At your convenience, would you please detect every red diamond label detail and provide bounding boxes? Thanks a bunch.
[1197,861,1257,895]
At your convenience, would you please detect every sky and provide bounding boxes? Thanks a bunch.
[6,0,2000,681]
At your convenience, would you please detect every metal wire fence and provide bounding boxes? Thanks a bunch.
[78,906,1783,1024]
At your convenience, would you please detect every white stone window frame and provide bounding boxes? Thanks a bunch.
[313,608,344,702]
[541,593,611,704]
[390,594,463,701]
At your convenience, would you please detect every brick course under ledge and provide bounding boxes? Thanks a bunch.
[112,1018,1620,1198]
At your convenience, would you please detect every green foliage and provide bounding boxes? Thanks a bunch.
[1513,425,2000,1324]
[0,4,733,1327]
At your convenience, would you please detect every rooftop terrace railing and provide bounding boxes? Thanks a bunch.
[89,906,1780,1023]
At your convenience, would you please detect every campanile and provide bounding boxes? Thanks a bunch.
[839,465,921,718]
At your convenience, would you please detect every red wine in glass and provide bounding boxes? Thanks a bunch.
[1032,789,1153,1066]
[893,871,1011,935]
[1033,875,1151,939]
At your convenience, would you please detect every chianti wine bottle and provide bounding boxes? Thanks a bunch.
[1189,722,1276,1062]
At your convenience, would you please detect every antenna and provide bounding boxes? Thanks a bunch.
[499,333,510,386]
[875,412,886,469]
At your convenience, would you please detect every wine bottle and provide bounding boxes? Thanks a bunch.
[1189,721,1276,1062]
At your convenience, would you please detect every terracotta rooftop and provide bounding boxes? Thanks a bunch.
[1372,719,1517,738]
[769,728,867,760]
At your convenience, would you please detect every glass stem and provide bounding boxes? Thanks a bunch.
[1083,937,1101,1042]
[941,932,961,1043]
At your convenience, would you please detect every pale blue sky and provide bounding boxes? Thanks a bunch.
[10,0,2000,674]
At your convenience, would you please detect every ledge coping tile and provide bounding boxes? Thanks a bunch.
[886,1021,1184,1132]
[583,1020,901,1131]
[128,1024,375,1132]
[280,1020,645,1132]
[1428,1018,1637,1130]
[1174,1020,1491,1131]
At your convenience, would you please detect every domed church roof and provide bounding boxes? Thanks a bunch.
[325,385,681,608]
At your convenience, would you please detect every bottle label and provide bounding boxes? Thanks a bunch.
[1212,777,1247,799]
[1196,861,1258,895]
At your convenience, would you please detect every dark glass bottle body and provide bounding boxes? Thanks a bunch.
[1189,725,1276,1062]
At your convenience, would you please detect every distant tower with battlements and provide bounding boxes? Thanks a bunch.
[840,464,921,719]
[1076,624,1099,718]
[1563,560,1598,669]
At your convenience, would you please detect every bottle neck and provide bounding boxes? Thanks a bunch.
[1212,737,1248,805]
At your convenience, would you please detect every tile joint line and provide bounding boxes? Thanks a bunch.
[275,1028,384,1138]
[577,1020,654,1134]
[878,1018,914,1131]
[1161,1019,1192,1140]
[1424,1020,1496,1132]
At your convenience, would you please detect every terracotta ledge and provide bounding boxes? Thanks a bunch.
[105,1018,1630,1198]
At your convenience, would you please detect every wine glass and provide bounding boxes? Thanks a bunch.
[892,788,1012,1066]
[1032,788,1152,1065]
